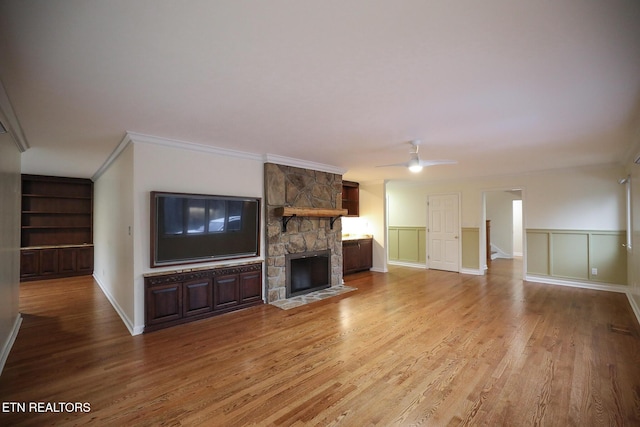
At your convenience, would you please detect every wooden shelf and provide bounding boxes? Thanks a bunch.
[22,226,92,229]
[22,244,93,250]
[342,181,359,217]
[21,174,94,281]
[22,211,91,215]
[274,206,348,232]
[23,194,92,200]
[274,207,348,217]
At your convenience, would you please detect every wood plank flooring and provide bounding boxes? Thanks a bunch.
[2,260,640,426]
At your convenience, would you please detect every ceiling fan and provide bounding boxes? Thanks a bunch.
[376,140,457,173]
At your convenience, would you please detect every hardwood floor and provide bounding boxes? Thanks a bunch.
[2,260,640,426]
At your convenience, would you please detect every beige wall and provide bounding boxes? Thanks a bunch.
[388,165,625,230]
[93,143,136,332]
[359,182,386,272]
[0,133,21,372]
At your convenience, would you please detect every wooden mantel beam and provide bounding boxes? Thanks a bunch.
[273,206,349,232]
[274,206,348,218]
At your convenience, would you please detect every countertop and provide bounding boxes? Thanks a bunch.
[342,234,373,241]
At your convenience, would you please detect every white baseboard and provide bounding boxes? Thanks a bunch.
[627,293,640,327]
[93,275,144,336]
[389,261,482,275]
[525,276,640,323]
[387,261,426,269]
[525,275,629,294]
[525,275,640,325]
[0,314,22,376]
[370,267,388,273]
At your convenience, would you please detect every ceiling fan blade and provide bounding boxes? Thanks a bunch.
[376,140,457,169]
[418,159,458,167]
[375,162,410,168]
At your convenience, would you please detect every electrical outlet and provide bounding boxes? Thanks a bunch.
[591,267,598,276]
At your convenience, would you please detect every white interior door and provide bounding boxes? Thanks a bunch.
[428,194,460,272]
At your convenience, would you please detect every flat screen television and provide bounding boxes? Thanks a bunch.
[150,191,261,267]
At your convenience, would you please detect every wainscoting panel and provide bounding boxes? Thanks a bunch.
[526,231,549,275]
[526,229,627,285]
[551,232,589,280]
[461,227,480,270]
[589,232,627,284]
[388,227,426,264]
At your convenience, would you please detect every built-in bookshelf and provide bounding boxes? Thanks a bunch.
[342,180,359,217]
[20,175,94,281]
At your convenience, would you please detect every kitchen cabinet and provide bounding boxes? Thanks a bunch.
[342,237,372,275]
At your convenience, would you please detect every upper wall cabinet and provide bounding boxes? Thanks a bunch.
[342,181,359,217]
[20,174,94,281]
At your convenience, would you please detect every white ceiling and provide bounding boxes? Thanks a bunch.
[1,1,639,183]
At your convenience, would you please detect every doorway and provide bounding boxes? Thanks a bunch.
[483,189,524,278]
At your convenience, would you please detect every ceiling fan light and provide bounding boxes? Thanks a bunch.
[408,156,422,172]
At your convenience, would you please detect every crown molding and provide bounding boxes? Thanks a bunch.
[264,153,347,176]
[93,131,347,181]
[125,132,263,161]
[92,131,264,181]
[91,133,133,181]
[0,79,29,152]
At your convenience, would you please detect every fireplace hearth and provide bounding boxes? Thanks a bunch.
[286,250,331,298]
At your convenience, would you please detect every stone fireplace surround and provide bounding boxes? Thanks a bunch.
[264,163,344,303]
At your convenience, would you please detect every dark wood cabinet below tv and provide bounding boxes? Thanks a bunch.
[144,262,263,332]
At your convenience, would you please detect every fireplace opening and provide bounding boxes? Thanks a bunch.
[286,250,331,298]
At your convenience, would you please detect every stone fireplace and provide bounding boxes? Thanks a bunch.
[264,163,343,303]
